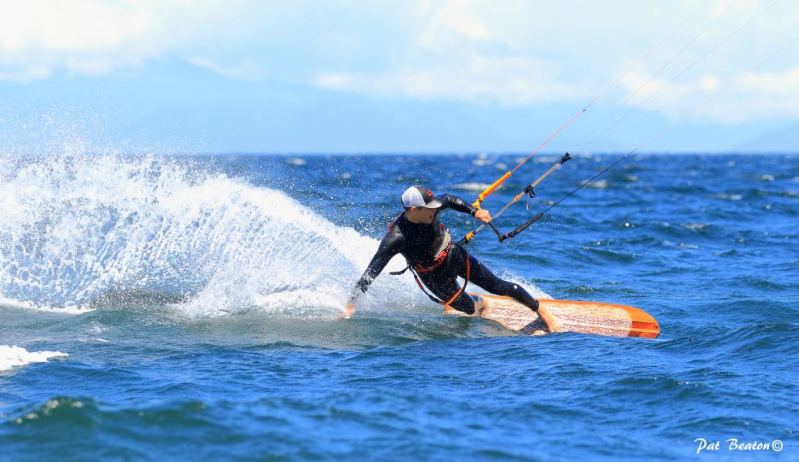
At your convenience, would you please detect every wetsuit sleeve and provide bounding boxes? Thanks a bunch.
[440,194,478,216]
[349,230,404,302]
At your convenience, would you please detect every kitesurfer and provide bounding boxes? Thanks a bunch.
[344,185,539,318]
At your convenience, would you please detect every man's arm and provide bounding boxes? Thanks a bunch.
[440,194,491,223]
[344,230,403,317]
[440,194,477,215]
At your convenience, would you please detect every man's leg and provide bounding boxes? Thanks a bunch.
[454,247,539,311]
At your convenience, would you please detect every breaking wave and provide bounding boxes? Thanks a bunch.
[0,154,422,318]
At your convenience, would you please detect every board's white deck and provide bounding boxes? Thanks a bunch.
[479,294,548,334]
[444,293,547,334]
[445,292,660,338]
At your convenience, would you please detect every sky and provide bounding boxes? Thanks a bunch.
[0,0,797,154]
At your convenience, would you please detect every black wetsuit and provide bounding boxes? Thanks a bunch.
[350,194,539,314]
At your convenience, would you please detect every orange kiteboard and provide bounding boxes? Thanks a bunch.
[445,293,660,339]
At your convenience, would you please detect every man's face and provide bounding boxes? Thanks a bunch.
[407,206,438,224]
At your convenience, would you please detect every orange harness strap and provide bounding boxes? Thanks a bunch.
[409,246,471,307]
[413,244,451,274]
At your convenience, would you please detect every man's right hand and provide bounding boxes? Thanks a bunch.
[475,208,492,223]
[342,302,355,319]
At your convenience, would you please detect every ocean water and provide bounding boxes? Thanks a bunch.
[0,153,797,461]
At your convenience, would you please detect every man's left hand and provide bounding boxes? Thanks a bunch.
[475,209,492,223]
[342,302,355,319]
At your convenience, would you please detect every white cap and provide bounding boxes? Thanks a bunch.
[401,185,443,208]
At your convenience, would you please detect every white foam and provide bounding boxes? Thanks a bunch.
[583,178,608,189]
[497,270,552,300]
[161,175,420,318]
[451,182,491,192]
[0,345,68,372]
[0,296,92,315]
[683,223,709,232]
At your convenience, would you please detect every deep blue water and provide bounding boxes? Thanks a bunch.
[0,153,797,461]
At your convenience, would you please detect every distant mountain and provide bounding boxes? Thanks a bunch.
[1,57,796,154]
[735,123,799,153]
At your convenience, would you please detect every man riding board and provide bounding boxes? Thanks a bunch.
[344,185,539,318]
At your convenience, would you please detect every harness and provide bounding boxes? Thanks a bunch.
[413,229,451,273]
[412,247,471,308]
[389,222,471,307]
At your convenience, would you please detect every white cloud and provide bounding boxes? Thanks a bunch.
[186,57,262,81]
[739,67,799,96]
[697,67,799,123]
[605,0,799,124]
[416,0,495,47]
[314,54,585,105]
[0,64,51,81]
[617,64,799,123]
[313,0,588,105]
[0,0,233,81]
[618,66,704,114]
[0,0,797,126]
[310,0,799,118]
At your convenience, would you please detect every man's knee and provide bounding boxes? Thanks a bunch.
[449,295,475,315]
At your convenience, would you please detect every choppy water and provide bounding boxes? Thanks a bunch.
[1,153,797,461]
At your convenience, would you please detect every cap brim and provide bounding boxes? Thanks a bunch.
[423,199,443,208]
